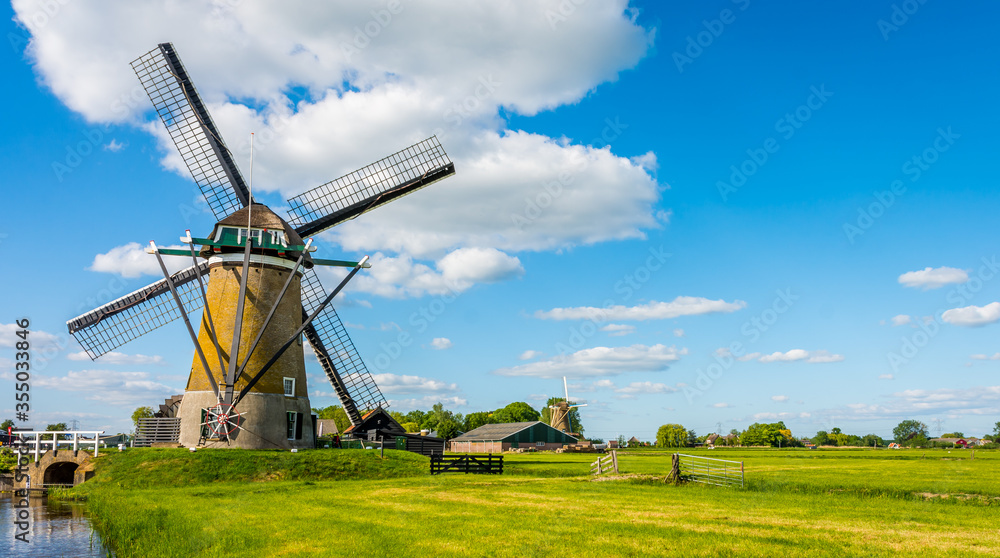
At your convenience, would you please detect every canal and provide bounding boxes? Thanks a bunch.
[0,495,109,557]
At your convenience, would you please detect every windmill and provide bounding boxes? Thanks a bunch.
[65,43,456,449]
[548,376,586,435]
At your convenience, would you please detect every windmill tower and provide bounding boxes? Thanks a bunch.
[549,377,586,435]
[66,43,456,449]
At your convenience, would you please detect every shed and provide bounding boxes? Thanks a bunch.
[448,421,578,453]
[315,419,339,438]
[342,408,445,456]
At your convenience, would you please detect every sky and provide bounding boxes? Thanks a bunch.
[2,1,999,442]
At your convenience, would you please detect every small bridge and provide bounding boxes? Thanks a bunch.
[6,431,104,490]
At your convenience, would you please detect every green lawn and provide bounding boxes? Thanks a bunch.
[62,448,1000,557]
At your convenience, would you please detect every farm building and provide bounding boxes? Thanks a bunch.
[343,408,445,456]
[448,421,578,453]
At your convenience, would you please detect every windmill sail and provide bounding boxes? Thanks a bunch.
[67,261,211,359]
[298,268,387,418]
[286,136,455,237]
[132,43,249,220]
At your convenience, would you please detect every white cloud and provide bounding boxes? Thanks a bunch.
[519,350,542,361]
[26,369,179,407]
[600,324,635,337]
[822,386,1000,421]
[673,328,685,337]
[592,379,616,389]
[771,395,789,402]
[492,344,684,378]
[971,353,1000,361]
[103,138,126,152]
[68,351,164,365]
[388,396,468,411]
[879,374,894,380]
[942,302,1000,327]
[429,338,452,350]
[534,297,747,321]
[712,402,732,408]
[15,1,659,295]
[614,381,679,395]
[750,411,811,421]
[890,314,911,326]
[371,373,459,395]
[88,242,188,278]
[347,248,523,298]
[0,324,65,350]
[898,266,968,290]
[754,350,844,364]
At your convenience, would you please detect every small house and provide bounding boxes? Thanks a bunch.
[448,421,578,453]
[342,408,445,456]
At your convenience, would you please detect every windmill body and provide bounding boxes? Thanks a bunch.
[178,204,314,449]
[548,376,586,437]
[65,43,457,450]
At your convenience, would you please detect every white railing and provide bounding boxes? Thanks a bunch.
[676,453,744,488]
[9,431,105,463]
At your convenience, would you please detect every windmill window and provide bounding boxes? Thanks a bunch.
[283,377,295,397]
[287,412,297,440]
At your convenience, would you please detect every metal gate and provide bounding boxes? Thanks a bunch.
[675,453,744,487]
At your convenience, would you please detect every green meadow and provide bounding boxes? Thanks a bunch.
[59,448,999,557]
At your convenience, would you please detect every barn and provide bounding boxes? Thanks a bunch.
[448,421,578,453]
[342,408,445,457]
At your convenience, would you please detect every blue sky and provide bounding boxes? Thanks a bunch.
[2,1,999,441]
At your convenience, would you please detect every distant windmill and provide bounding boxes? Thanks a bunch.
[548,376,586,435]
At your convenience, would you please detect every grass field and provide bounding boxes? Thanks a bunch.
[60,447,1000,557]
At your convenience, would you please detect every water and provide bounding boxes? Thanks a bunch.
[0,495,109,557]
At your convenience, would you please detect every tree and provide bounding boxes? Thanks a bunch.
[493,402,540,423]
[422,403,463,435]
[132,406,154,429]
[464,411,495,432]
[312,406,351,434]
[0,448,16,475]
[892,420,928,443]
[861,434,884,447]
[0,419,14,430]
[741,422,787,447]
[656,424,687,448]
[400,422,420,433]
[540,396,584,434]
[435,419,462,440]
[41,422,70,441]
[993,421,1000,439]
[941,432,964,438]
[404,410,428,427]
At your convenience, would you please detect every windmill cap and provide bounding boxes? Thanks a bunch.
[200,202,313,266]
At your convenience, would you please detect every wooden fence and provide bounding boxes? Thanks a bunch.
[667,453,744,487]
[591,450,618,475]
[430,454,504,475]
[134,418,181,447]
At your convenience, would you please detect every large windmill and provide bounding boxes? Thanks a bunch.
[66,43,455,449]
[549,376,586,435]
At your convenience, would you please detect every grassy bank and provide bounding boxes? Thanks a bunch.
[63,448,1000,557]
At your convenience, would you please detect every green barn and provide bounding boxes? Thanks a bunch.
[448,421,578,453]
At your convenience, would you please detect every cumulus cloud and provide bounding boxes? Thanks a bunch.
[771,395,789,402]
[890,314,911,326]
[0,324,65,350]
[370,373,459,395]
[600,324,635,337]
[673,328,685,337]
[492,344,684,378]
[346,248,523,298]
[14,1,659,296]
[25,369,179,407]
[388,396,468,410]
[879,374,894,380]
[821,386,1000,421]
[429,338,453,350]
[519,350,543,361]
[898,266,968,290]
[613,381,679,398]
[942,302,1000,327]
[749,350,844,364]
[534,297,746,322]
[88,242,188,278]
[749,411,811,421]
[68,351,164,365]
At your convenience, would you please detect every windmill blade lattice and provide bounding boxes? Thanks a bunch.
[67,261,211,359]
[132,43,249,220]
[287,136,454,237]
[299,268,387,413]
